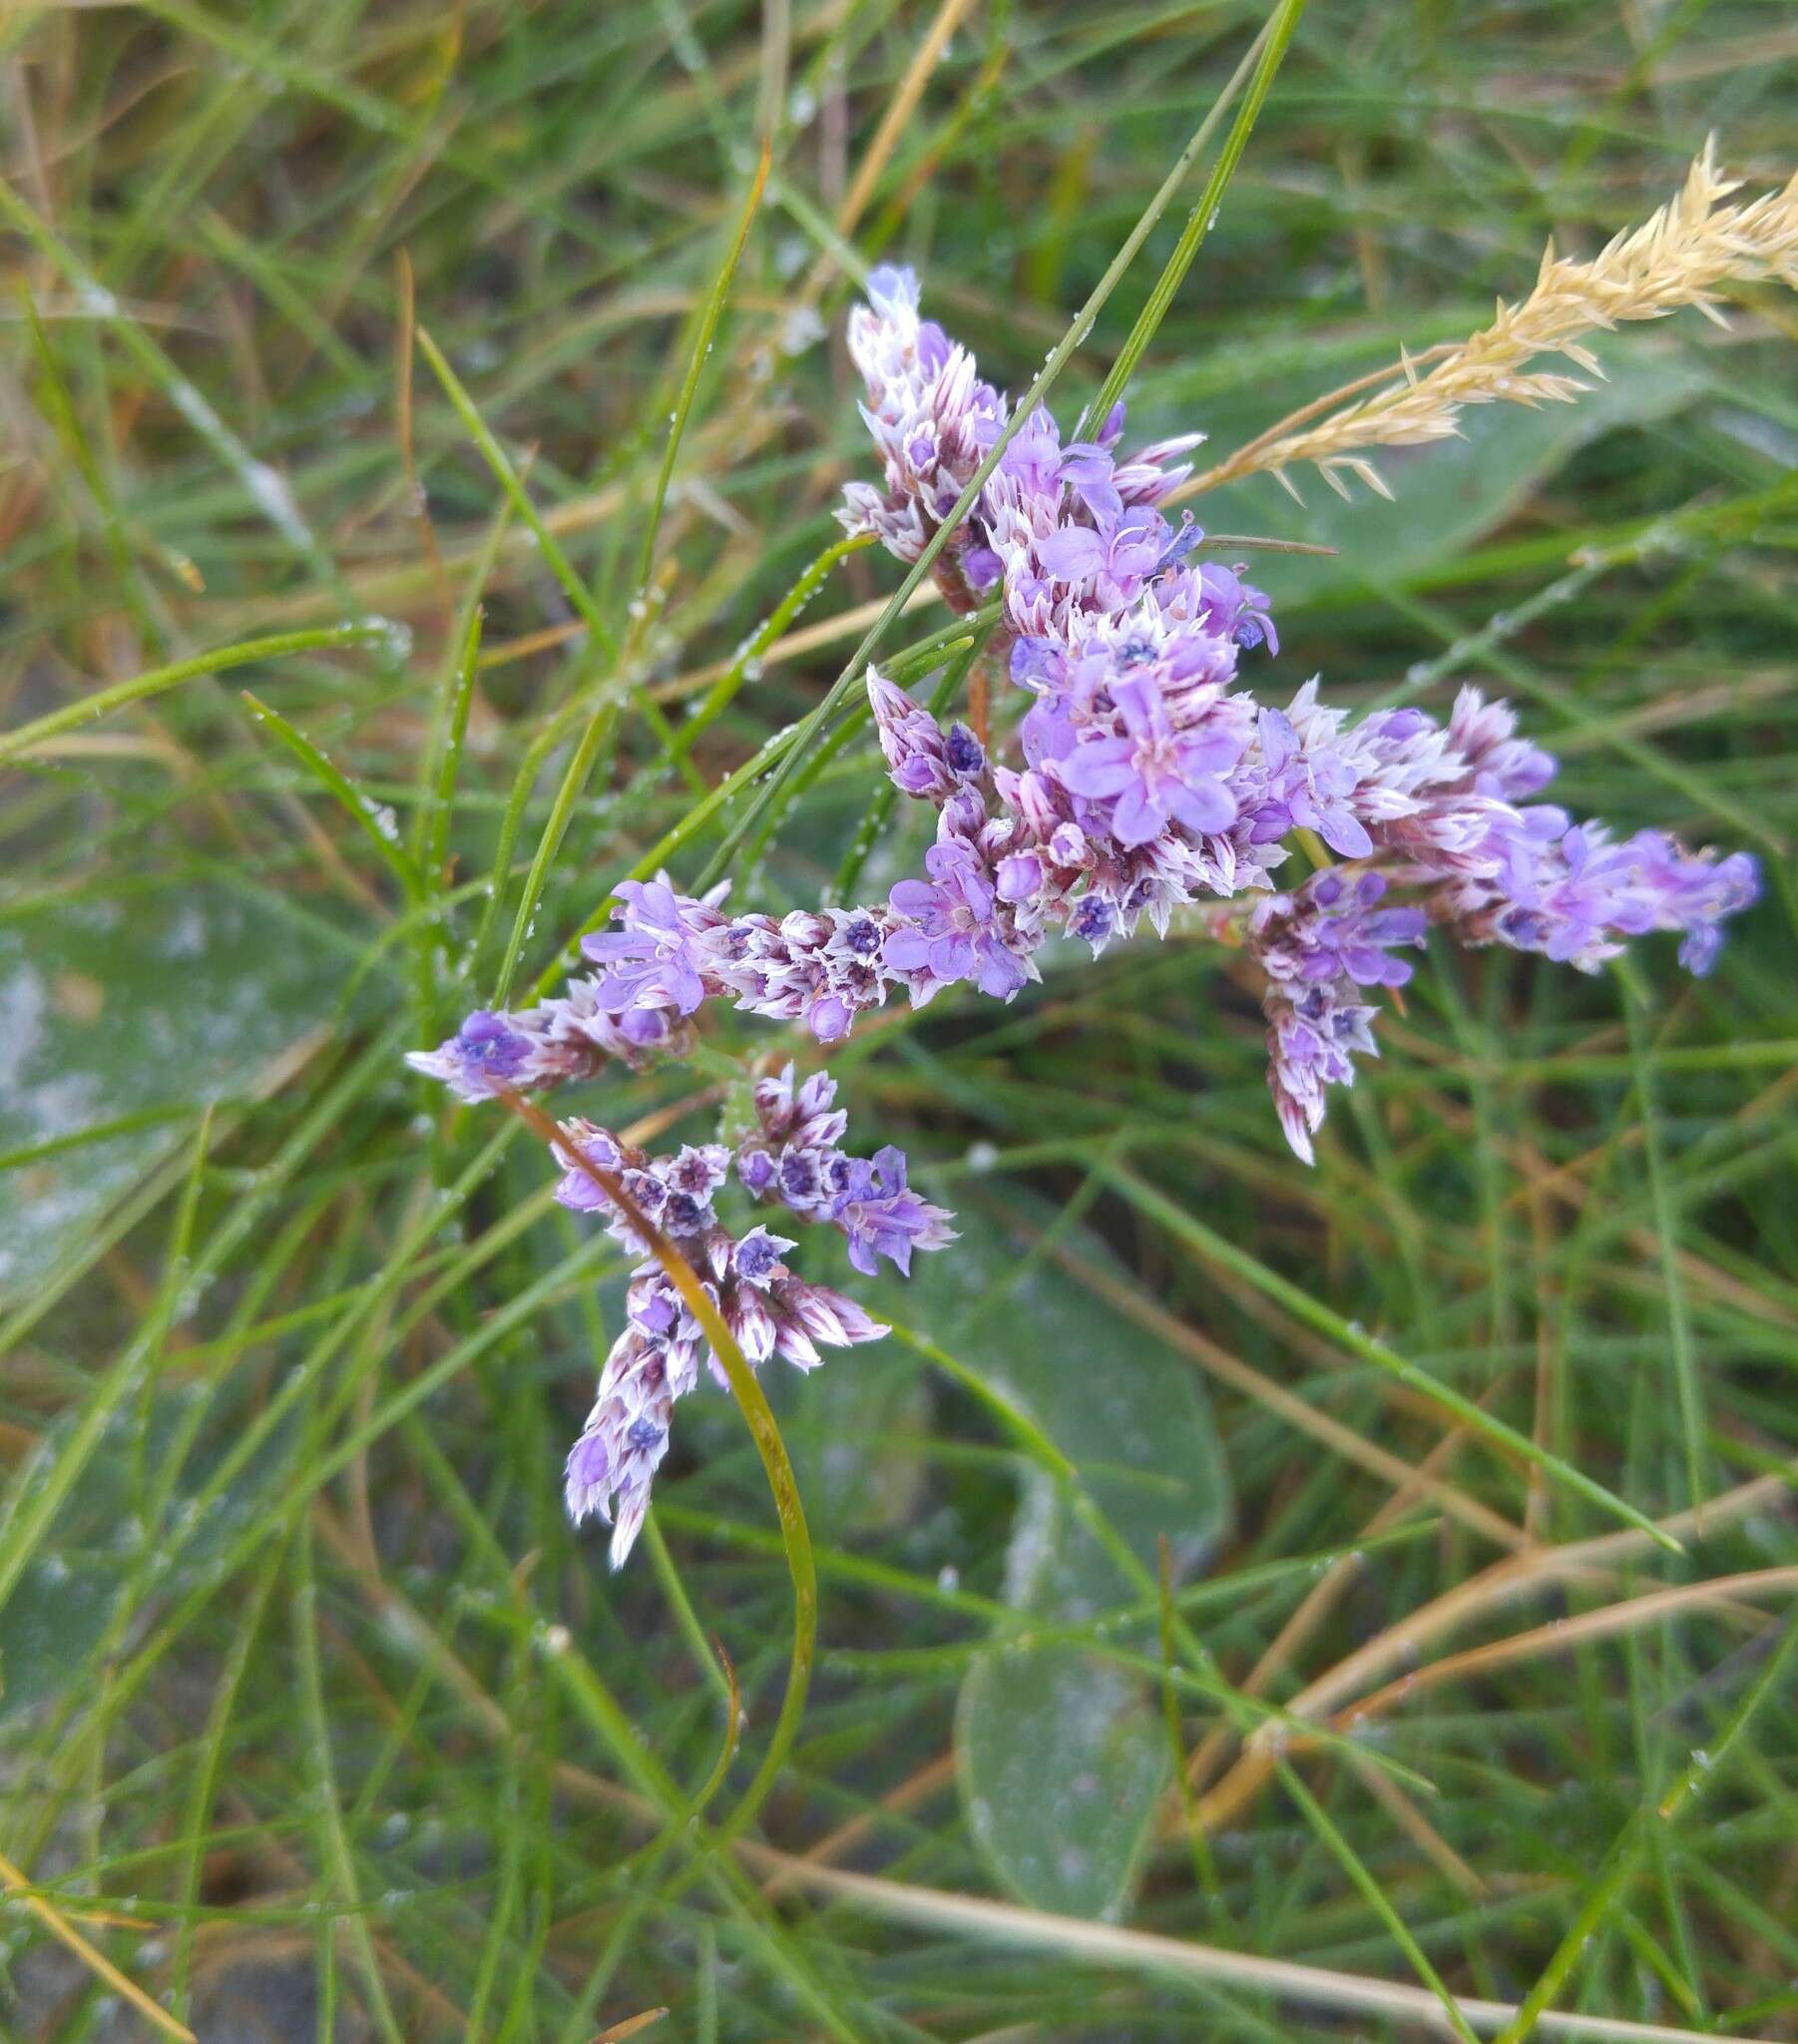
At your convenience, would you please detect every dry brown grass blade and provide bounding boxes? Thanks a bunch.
[1349,1752,1491,1897]
[1178,142,1798,500]
[760,1752,958,1898]
[1179,1409,1492,1800]
[832,0,983,240]
[0,1849,196,2043]
[1328,1563,1798,1736]
[711,1858,1764,2044]
[394,247,454,635]
[1193,1466,1795,1832]
[593,2009,669,2043]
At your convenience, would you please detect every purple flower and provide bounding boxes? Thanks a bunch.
[551,1079,917,1566]
[776,1146,828,1212]
[1447,689,1558,802]
[1010,637,1066,690]
[733,1065,959,1282]
[944,722,986,777]
[765,1275,890,1370]
[548,1122,733,1250]
[564,1325,674,1568]
[734,1226,795,1286]
[1264,981,1383,1167]
[1621,833,1759,975]
[1059,441,1124,527]
[868,668,958,803]
[886,841,1031,998]
[1068,893,1117,950]
[424,261,1766,1342]
[1112,430,1206,504]
[748,1063,848,1149]
[1285,871,1426,987]
[996,852,1043,902]
[1252,708,1373,859]
[840,264,1007,575]
[1494,814,1643,968]
[1035,505,1167,596]
[829,1145,959,1278]
[404,1009,534,1101]
[1196,563,1278,654]
[550,1120,628,1213]
[1057,678,1241,846]
[720,904,896,1043]
[1247,870,1426,1163]
[582,878,724,1016]
[1460,813,1759,977]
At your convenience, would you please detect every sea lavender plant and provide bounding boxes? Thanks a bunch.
[410,259,1761,1561]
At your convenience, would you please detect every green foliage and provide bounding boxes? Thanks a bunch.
[922,1206,1225,1916]
[959,1647,1169,1919]
[0,884,351,1292]
[2,1,1796,2040]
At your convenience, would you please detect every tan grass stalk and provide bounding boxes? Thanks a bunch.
[1179,142,1798,502]
[1321,1564,1798,1736]
[0,1850,195,2043]
[1193,1466,1794,1834]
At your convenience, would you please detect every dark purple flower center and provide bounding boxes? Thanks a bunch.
[945,724,986,775]
[458,1012,529,1074]
[736,1233,781,1280]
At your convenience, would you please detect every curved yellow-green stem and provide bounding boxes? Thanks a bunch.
[498,1090,816,1856]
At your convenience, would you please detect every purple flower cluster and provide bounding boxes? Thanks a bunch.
[412,267,1760,1250]
[402,264,1769,1571]
[404,990,692,1104]
[833,269,1757,1150]
[837,265,1007,606]
[551,1079,949,1566]
[1261,681,1761,977]
[735,1064,958,1277]
[1247,870,1426,1165]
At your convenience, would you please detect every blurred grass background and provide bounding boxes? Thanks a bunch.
[2,1,1797,2038]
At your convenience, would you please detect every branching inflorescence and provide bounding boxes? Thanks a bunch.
[412,258,1760,1562]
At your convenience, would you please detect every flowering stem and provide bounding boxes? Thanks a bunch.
[829,616,997,904]
[494,1088,817,1848]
